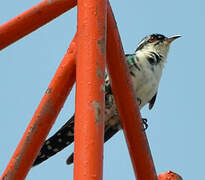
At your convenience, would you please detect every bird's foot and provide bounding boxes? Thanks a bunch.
[142,118,148,130]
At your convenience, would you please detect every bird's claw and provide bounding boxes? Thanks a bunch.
[142,118,148,130]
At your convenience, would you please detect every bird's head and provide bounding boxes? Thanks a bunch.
[135,34,181,64]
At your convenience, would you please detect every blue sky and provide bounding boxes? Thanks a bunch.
[0,0,204,179]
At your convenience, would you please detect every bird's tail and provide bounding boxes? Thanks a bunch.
[33,113,121,166]
[32,115,75,166]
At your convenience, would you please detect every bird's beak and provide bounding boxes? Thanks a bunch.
[166,35,181,44]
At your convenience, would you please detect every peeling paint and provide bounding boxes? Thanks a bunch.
[93,101,102,123]
[36,10,42,15]
[47,0,52,4]
[97,35,105,55]
[45,88,52,94]
[41,99,54,115]
[14,122,38,172]
[96,66,104,79]
[2,170,13,180]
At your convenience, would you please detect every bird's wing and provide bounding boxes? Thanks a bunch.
[125,54,141,72]
[125,54,135,66]
[149,93,157,110]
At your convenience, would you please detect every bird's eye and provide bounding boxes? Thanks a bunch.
[148,36,157,43]
[147,57,156,65]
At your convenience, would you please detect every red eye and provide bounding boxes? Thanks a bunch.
[149,36,157,43]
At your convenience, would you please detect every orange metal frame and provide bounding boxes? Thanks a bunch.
[0,0,182,180]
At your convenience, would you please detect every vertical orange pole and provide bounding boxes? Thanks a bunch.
[74,0,107,179]
[106,3,157,180]
[1,35,77,180]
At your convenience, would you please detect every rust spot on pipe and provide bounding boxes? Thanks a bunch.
[2,170,13,180]
[97,35,105,55]
[96,66,104,79]
[40,99,54,115]
[45,88,52,94]
[93,101,102,123]
[47,0,52,4]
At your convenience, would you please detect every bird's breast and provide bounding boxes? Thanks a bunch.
[131,67,161,109]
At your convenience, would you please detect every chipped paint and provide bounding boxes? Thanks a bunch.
[96,66,104,79]
[45,88,52,94]
[92,100,102,123]
[97,35,105,55]
[47,0,52,5]
[40,99,54,115]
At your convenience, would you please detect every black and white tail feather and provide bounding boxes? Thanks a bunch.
[33,115,75,166]
[33,113,121,166]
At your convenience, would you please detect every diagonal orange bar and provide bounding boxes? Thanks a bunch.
[106,3,157,180]
[0,0,77,50]
[74,0,107,179]
[0,35,77,180]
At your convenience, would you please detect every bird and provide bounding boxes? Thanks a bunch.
[32,33,180,166]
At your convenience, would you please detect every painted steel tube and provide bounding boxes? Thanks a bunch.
[158,171,183,180]
[0,35,77,180]
[0,0,77,50]
[0,0,163,178]
[106,3,157,180]
[74,0,107,179]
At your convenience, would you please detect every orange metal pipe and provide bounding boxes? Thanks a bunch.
[74,0,107,179]
[1,35,77,180]
[158,171,183,180]
[106,3,157,180]
[0,0,77,50]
